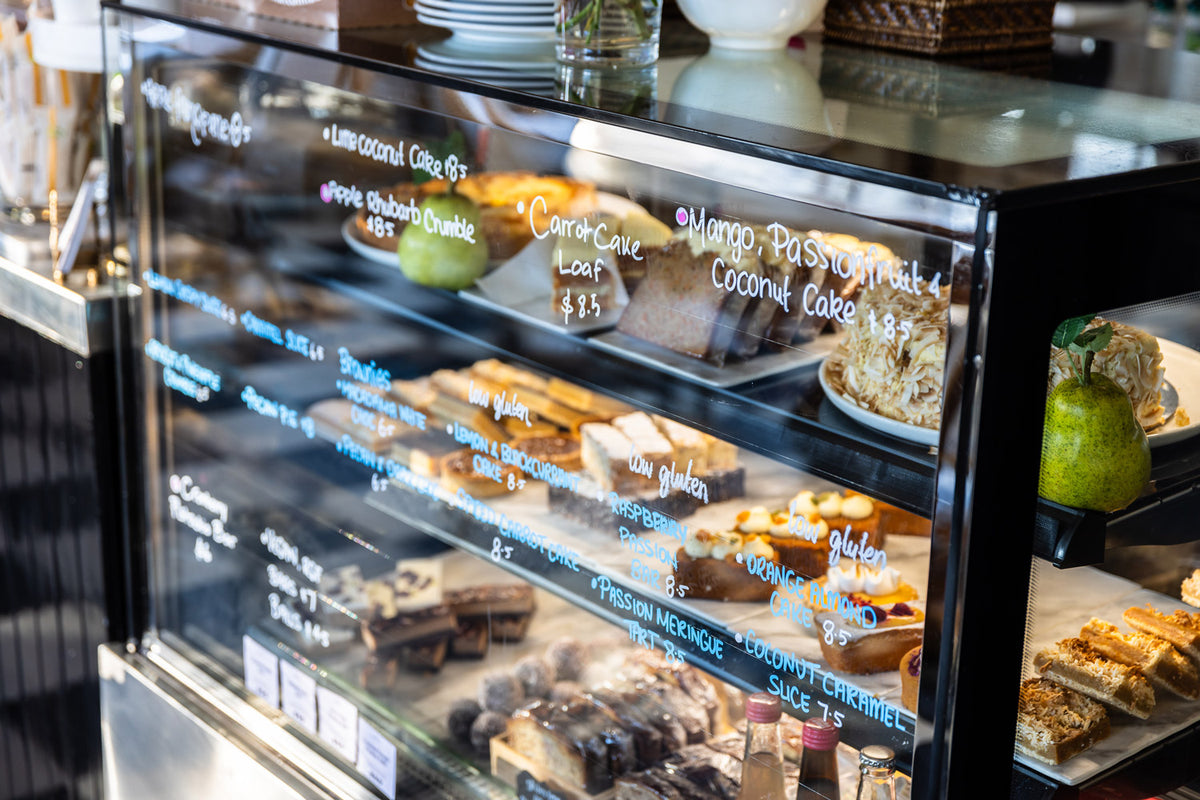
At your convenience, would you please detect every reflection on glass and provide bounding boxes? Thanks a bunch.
[669,48,833,145]
[557,62,658,116]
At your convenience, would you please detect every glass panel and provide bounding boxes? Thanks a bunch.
[114,0,1200,193]
[113,12,967,800]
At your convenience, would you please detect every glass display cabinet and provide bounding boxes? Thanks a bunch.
[99,3,1200,799]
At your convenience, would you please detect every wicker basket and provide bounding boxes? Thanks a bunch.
[819,43,1052,116]
[822,0,1056,56]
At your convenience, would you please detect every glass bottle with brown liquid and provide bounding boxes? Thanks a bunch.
[796,718,841,800]
[737,693,787,800]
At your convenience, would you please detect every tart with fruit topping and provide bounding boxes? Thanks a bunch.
[672,530,778,602]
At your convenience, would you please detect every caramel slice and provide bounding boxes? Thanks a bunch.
[1033,637,1155,718]
[1016,677,1110,765]
[1081,618,1200,700]
[546,376,630,416]
[1124,605,1200,663]
[428,393,509,443]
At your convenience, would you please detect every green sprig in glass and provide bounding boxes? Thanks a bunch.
[556,0,662,66]
[560,0,656,42]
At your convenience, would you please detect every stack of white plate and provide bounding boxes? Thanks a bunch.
[415,0,556,41]
[415,36,557,90]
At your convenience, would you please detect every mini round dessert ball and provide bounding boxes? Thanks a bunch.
[549,680,582,705]
[470,710,509,755]
[545,636,588,681]
[513,656,553,699]
[478,670,525,714]
[447,698,482,743]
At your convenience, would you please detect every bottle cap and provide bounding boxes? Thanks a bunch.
[801,718,839,750]
[744,692,782,724]
[859,745,895,769]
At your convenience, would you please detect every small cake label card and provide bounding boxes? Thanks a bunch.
[242,635,280,709]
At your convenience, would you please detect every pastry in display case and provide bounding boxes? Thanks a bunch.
[98,4,1200,800]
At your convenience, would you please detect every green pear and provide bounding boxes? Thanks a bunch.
[397,185,488,290]
[1038,316,1150,513]
[1039,374,1150,512]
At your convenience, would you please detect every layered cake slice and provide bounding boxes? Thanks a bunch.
[616,238,752,365]
[611,412,675,467]
[1016,677,1111,765]
[445,584,537,644]
[551,213,624,314]
[579,422,652,494]
[1033,637,1155,718]
[1081,618,1200,700]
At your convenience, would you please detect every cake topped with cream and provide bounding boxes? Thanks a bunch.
[684,529,776,562]
[811,560,918,608]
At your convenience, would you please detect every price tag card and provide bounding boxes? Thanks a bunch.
[279,660,317,733]
[242,635,280,709]
[356,719,397,800]
[317,685,358,762]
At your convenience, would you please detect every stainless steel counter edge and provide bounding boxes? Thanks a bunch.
[0,256,139,357]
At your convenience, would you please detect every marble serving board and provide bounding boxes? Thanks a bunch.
[1016,558,1200,785]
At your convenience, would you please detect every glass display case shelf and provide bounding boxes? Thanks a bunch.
[302,260,939,516]
[158,292,924,763]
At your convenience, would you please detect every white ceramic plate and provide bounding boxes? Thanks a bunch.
[1146,337,1200,447]
[417,12,555,38]
[414,2,555,23]
[818,359,940,448]
[817,337,1200,449]
[426,0,554,6]
[417,38,557,69]
[419,0,554,15]
[459,287,626,335]
[413,57,555,86]
[341,218,396,267]
[590,331,839,389]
